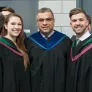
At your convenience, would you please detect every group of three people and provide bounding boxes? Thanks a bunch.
[0,7,92,92]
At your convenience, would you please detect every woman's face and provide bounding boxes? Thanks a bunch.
[5,16,22,38]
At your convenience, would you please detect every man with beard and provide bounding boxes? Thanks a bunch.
[66,8,92,92]
[24,7,72,92]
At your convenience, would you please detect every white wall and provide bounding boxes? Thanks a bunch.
[38,0,76,38]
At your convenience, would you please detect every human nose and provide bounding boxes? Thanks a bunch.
[76,20,80,25]
[43,20,48,24]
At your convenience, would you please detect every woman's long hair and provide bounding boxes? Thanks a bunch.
[1,13,29,70]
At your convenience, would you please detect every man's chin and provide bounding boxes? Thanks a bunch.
[43,28,49,31]
[42,30,49,33]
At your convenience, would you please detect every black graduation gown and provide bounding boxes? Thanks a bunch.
[24,31,72,92]
[0,37,31,92]
[71,35,76,41]
[66,35,92,92]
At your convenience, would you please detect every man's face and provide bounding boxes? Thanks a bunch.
[36,12,55,36]
[70,13,89,37]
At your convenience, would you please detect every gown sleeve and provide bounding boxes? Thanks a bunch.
[0,58,3,92]
[89,64,92,92]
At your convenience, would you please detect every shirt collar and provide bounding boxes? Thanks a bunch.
[40,30,55,39]
[76,31,91,41]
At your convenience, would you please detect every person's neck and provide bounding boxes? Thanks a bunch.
[40,30,54,38]
[4,35,16,44]
[76,30,88,38]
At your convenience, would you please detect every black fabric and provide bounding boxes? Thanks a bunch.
[24,31,72,92]
[66,35,92,92]
[71,35,76,41]
[0,37,31,92]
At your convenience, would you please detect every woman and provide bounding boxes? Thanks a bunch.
[0,13,30,92]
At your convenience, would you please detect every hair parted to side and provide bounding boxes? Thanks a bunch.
[69,8,88,19]
[1,13,29,70]
[1,7,15,13]
[37,7,54,19]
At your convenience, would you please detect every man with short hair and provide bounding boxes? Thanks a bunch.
[66,8,92,92]
[24,7,72,92]
[71,14,92,41]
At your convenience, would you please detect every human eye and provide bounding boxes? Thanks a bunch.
[72,19,77,22]
[18,23,22,26]
[11,22,15,25]
[38,18,44,22]
[46,18,53,22]
[79,18,84,21]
